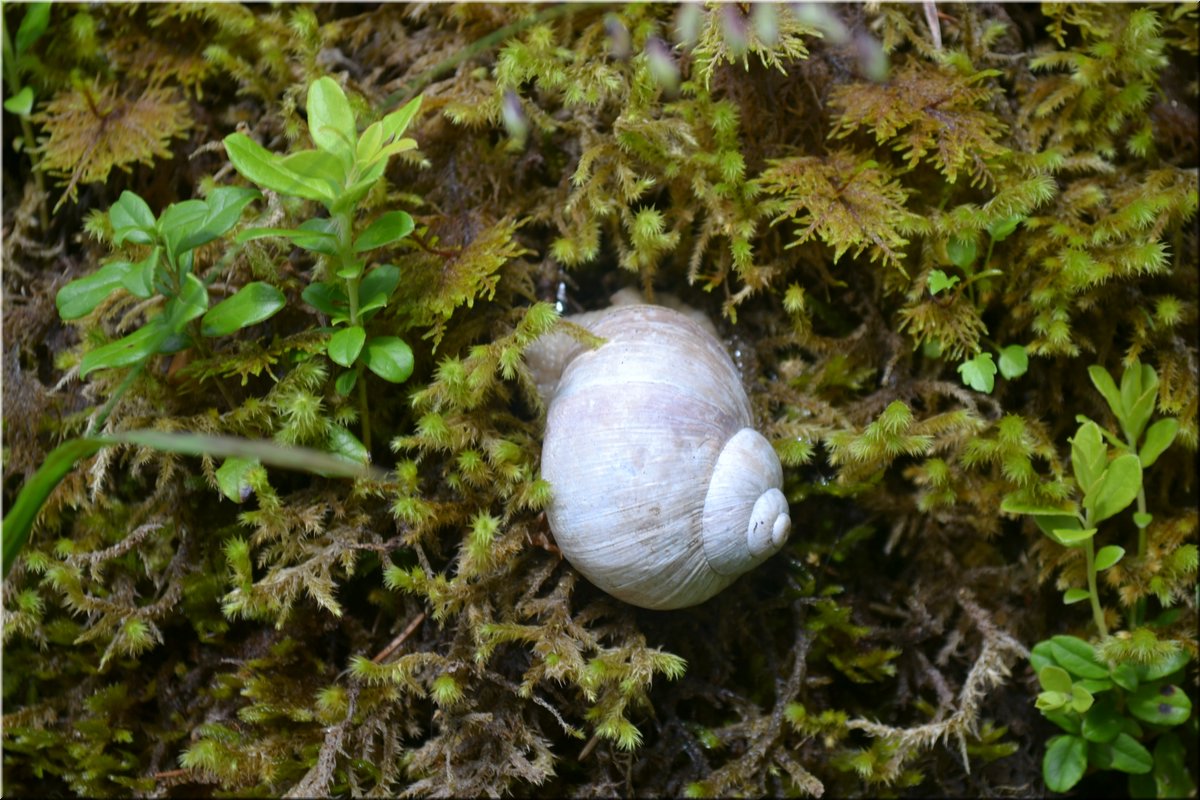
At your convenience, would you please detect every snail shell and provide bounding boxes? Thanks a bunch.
[527,303,791,610]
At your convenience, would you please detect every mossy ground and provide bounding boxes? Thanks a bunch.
[2,3,1197,797]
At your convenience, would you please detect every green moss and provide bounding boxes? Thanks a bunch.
[2,2,1196,797]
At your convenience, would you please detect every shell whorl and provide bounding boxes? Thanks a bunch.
[701,428,791,576]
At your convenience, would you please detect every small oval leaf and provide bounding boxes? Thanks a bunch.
[201,282,285,337]
[56,260,135,319]
[1094,545,1125,571]
[215,456,260,503]
[362,336,414,383]
[998,344,1029,380]
[1091,453,1142,523]
[1128,682,1192,726]
[109,191,157,246]
[1043,734,1087,793]
[1063,588,1091,604]
[328,326,366,367]
[1048,636,1109,680]
[353,211,414,253]
[80,322,169,378]
[1138,417,1178,468]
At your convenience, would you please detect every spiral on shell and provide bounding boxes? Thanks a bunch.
[526,302,791,610]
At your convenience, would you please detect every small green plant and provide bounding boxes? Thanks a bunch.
[1003,360,1191,795]
[1,1,51,228]
[1003,361,1180,635]
[56,188,284,386]
[1032,635,1193,796]
[224,77,422,451]
[927,215,1029,395]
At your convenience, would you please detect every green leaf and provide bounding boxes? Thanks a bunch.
[958,352,997,393]
[927,269,960,296]
[1138,417,1178,468]
[4,86,34,116]
[1133,512,1153,529]
[335,259,364,280]
[1000,495,1079,517]
[359,264,401,313]
[302,281,347,316]
[1070,685,1095,713]
[356,118,384,164]
[1120,362,1158,443]
[160,273,209,333]
[1049,636,1109,680]
[56,260,135,319]
[1036,690,1071,713]
[987,214,1023,242]
[201,282,284,337]
[327,426,369,465]
[1088,364,1124,423]
[1081,693,1122,743]
[1063,588,1091,604]
[14,3,51,55]
[2,438,106,577]
[328,326,366,367]
[362,336,413,383]
[176,186,260,252]
[1129,682,1191,726]
[1147,734,1196,799]
[1110,663,1139,692]
[278,149,346,199]
[215,456,260,503]
[158,199,208,259]
[1034,514,1083,543]
[1030,640,1055,675]
[1071,421,1108,496]
[1043,734,1087,793]
[80,321,169,378]
[110,191,157,246]
[307,77,357,163]
[238,217,339,255]
[997,344,1028,380]
[1039,665,1074,694]
[1094,545,1125,571]
[1090,453,1142,523]
[332,177,380,215]
[1053,527,1097,547]
[121,248,159,299]
[380,95,423,142]
[1042,709,1081,735]
[1090,733,1153,775]
[334,369,358,396]
[1136,649,1189,682]
[353,211,414,253]
[1076,677,1113,694]
[224,133,335,204]
[947,235,977,269]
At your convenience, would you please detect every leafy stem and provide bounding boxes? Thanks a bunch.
[1081,510,1107,638]
[1,4,50,230]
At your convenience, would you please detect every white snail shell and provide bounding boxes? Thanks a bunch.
[527,303,791,610]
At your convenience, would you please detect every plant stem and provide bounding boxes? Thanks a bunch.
[377,2,601,110]
[85,361,146,436]
[0,16,49,231]
[1083,512,1108,638]
[335,209,370,450]
[1131,486,1149,627]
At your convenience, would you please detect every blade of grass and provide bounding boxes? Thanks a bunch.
[2,431,386,577]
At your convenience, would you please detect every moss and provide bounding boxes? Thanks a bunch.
[2,2,1197,797]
